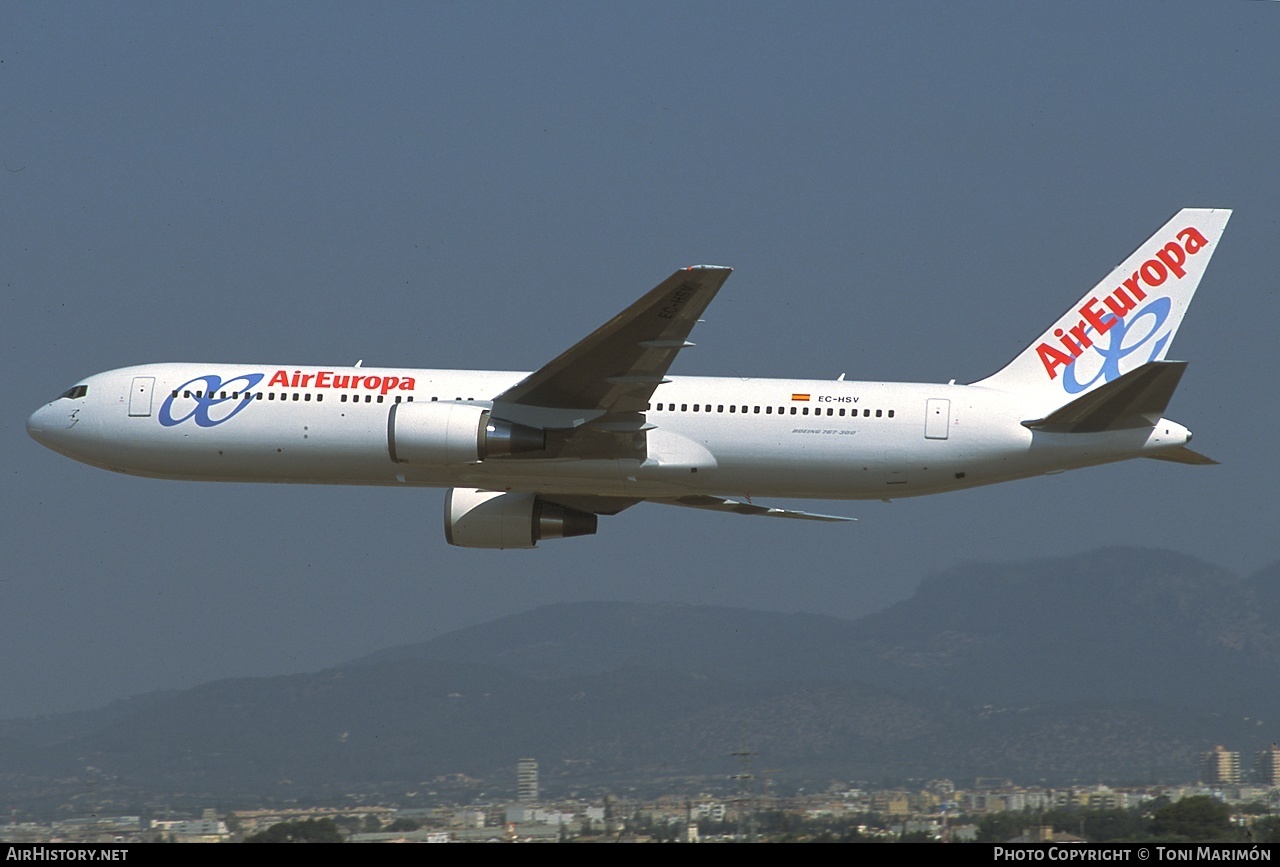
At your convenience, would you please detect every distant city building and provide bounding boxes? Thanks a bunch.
[1007,825,1087,845]
[450,809,487,829]
[691,802,726,822]
[517,757,538,803]
[1257,744,1280,786]
[1201,745,1241,785]
[151,818,230,842]
[869,792,911,815]
[1074,785,1124,810]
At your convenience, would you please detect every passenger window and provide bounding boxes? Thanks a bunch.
[888,409,895,418]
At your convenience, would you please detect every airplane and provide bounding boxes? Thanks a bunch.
[28,208,1230,548]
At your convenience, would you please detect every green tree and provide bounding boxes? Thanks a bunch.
[898,830,937,843]
[244,818,344,843]
[1040,807,1148,843]
[1150,796,1233,841]
[1248,816,1279,844]
[839,827,877,843]
[974,812,1036,843]
[331,815,361,833]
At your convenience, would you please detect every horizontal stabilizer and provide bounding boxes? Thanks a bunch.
[1146,446,1219,466]
[653,495,855,522]
[1022,361,1187,434]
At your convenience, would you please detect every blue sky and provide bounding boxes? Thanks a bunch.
[3,2,1278,718]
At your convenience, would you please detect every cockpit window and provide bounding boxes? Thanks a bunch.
[58,385,89,400]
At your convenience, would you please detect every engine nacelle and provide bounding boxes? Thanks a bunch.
[444,488,598,549]
[388,401,545,465]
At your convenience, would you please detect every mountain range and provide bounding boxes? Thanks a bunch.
[1,547,1276,812]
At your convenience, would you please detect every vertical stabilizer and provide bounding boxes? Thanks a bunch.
[974,208,1230,410]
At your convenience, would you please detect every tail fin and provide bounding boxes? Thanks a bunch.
[974,208,1231,410]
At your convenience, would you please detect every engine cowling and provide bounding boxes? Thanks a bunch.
[388,401,545,465]
[444,488,598,549]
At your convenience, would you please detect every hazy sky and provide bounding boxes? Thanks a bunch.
[3,2,1278,719]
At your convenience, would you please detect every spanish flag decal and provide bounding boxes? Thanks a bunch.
[791,393,810,402]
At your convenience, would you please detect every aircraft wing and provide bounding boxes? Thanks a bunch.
[490,266,732,429]
[652,495,855,522]
[539,494,643,516]
[539,494,854,522]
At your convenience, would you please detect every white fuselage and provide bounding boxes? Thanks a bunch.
[26,361,1192,502]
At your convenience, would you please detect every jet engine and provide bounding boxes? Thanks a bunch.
[444,488,598,549]
[388,401,545,465]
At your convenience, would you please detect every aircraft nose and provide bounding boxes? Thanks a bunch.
[27,402,74,450]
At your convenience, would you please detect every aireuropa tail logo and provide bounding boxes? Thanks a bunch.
[158,373,264,427]
[1058,296,1170,395]
[1036,226,1210,393]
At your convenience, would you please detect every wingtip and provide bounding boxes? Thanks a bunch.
[685,264,733,272]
